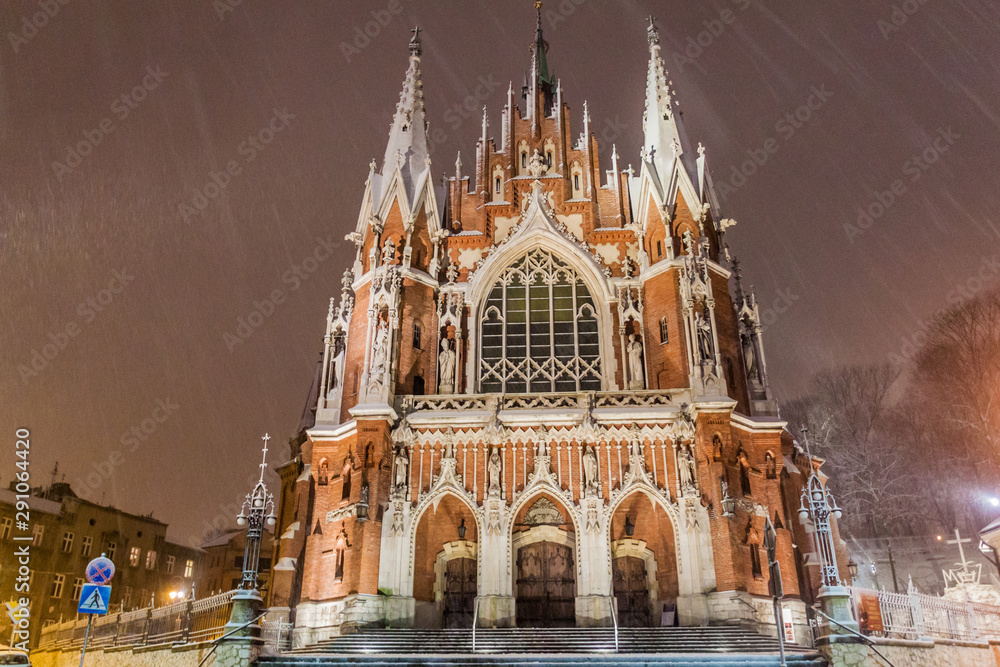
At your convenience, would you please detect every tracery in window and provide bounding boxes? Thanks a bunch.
[479,249,602,393]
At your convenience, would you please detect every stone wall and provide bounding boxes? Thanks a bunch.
[822,636,1000,667]
[31,643,217,667]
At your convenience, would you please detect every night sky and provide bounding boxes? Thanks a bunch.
[2,0,998,543]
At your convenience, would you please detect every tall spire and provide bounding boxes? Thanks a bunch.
[643,17,698,188]
[533,1,552,86]
[382,27,430,196]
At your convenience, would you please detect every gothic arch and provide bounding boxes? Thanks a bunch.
[507,487,581,581]
[607,485,680,545]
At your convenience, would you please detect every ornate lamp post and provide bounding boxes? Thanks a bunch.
[236,434,277,592]
[796,427,859,639]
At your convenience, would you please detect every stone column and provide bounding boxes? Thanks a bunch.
[215,590,264,667]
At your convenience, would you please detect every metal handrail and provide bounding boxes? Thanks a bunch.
[471,597,480,653]
[813,607,896,667]
[609,592,619,653]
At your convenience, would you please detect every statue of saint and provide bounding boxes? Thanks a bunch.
[381,237,396,265]
[371,318,389,377]
[696,311,713,362]
[742,332,761,385]
[438,338,456,394]
[528,149,547,177]
[583,445,599,493]
[678,445,696,493]
[488,447,502,495]
[393,447,408,489]
[627,334,645,390]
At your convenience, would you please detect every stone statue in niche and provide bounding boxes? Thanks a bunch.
[627,334,645,390]
[370,317,389,378]
[583,444,599,493]
[488,447,502,496]
[696,310,714,362]
[393,446,408,490]
[678,444,697,493]
[742,331,761,385]
[438,338,456,394]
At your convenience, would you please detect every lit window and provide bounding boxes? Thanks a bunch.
[81,536,93,557]
[166,555,176,574]
[0,517,11,540]
[145,550,157,570]
[184,560,194,578]
[479,249,602,393]
[61,531,74,553]
[32,524,44,546]
[51,574,65,598]
[72,577,85,601]
[129,546,141,567]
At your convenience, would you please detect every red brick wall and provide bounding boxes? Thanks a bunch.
[412,495,478,601]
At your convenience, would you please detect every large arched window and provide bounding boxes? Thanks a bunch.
[479,249,602,393]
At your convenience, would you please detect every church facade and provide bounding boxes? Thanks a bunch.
[270,13,841,648]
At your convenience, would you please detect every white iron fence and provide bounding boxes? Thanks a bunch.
[36,590,298,651]
[848,587,1000,641]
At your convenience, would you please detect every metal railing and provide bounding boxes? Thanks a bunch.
[608,591,619,653]
[471,597,480,653]
[848,586,1000,642]
[38,589,238,650]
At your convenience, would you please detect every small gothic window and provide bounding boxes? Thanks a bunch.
[318,460,329,486]
[546,151,553,167]
[765,452,777,479]
[750,544,763,579]
[521,152,527,168]
[495,177,501,194]
[659,317,669,344]
[413,375,425,395]
[656,240,662,258]
[412,322,422,350]
[740,463,752,497]
[574,174,580,190]
[341,463,352,500]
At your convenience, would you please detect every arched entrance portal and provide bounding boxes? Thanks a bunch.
[511,496,577,627]
[609,491,679,627]
[412,494,478,628]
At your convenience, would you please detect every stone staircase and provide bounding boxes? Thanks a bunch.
[259,626,825,666]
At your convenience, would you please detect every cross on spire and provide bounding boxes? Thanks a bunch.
[258,433,271,482]
[409,26,422,56]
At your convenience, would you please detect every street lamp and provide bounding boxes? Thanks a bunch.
[236,434,277,592]
[796,428,843,588]
[458,518,467,540]
[847,558,858,580]
[624,516,635,537]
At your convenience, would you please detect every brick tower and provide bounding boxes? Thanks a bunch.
[269,11,845,647]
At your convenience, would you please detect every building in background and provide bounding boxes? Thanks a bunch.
[269,11,849,646]
[198,528,274,598]
[0,481,201,648]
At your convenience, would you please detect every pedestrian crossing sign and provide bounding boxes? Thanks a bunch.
[78,584,111,614]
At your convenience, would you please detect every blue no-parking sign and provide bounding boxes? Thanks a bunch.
[78,584,111,614]
[85,556,115,584]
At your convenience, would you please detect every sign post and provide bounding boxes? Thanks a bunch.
[78,554,115,667]
[764,518,787,667]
